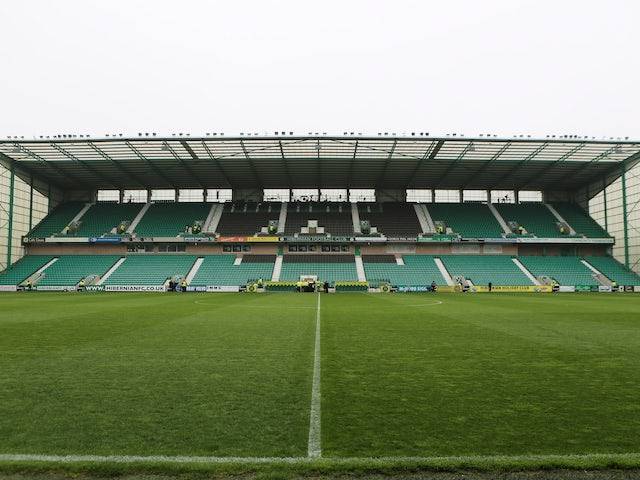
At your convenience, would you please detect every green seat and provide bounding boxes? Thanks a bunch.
[135,203,211,237]
[104,255,197,285]
[191,256,275,286]
[440,255,533,285]
[363,255,445,287]
[585,256,640,285]
[72,203,143,237]
[280,255,358,284]
[428,203,503,238]
[27,203,85,238]
[552,203,610,238]
[496,203,565,238]
[519,256,599,286]
[0,256,53,285]
[38,256,121,286]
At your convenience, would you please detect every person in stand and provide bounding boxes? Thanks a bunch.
[324,281,329,293]
[488,281,493,292]
[430,280,437,293]
[77,279,85,292]
[180,279,187,292]
[25,280,32,291]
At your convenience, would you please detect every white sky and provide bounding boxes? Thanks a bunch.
[1,0,639,139]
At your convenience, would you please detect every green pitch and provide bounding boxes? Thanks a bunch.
[1,292,640,474]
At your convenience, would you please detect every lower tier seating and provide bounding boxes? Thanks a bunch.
[440,255,533,285]
[27,202,85,238]
[519,256,599,286]
[104,255,197,285]
[190,255,275,286]
[280,255,358,284]
[0,256,53,285]
[38,255,121,286]
[363,255,446,287]
[585,256,640,285]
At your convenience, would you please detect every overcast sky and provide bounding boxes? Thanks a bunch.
[1,0,638,140]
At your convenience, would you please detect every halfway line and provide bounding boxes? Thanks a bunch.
[307,293,322,458]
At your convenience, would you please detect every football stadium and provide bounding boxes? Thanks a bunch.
[1,134,640,477]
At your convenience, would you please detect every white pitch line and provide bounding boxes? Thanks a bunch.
[1,452,639,465]
[307,292,322,458]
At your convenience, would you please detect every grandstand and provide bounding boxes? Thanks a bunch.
[0,135,639,292]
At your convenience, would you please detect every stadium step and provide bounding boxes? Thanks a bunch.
[97,257,126,285]
[487,203,511,234]
[23,257,59,286]
[581,259,613,286]
[420,204,436,233]
[545,203,576,235]
[127,202,152,233]
[413,204,432,234]
[351,202,361,234]
[203,203,223,233]
[186,257,205,283]
[271,255,283,281]
[62,203,93,234]
[512,257,541,285]
[354,256,367,282]
[278,202,288,234]
[433,257,455,286]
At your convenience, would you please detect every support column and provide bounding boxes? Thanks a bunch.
[6,164,15,268]
[602,178,608,232]
[28,175,34,230]
[621,166,629,267]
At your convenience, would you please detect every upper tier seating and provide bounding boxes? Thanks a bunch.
[216,201,281,236]
[358,202,421,238]
[38,255,121,286]
[552,203,610,238]
[440,255,533,285]
[135,202,211,237]
[495,203,566,238]
[519,256,599,286]
[27,202,85,238]
[363,255,445,287]
[280,255,358,284]
[585,256,640,285]
[0,256,53,285]
[104,255,197,285]
[190,255,275,286]
[72,203,143,237]
[428,203,504,238]
[284,202,353,236]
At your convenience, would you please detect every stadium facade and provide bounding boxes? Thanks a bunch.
[0,134,639,291]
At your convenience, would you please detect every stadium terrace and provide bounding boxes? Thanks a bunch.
[0,135,638,292]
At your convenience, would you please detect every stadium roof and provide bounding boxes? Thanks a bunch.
[1,136,639,192]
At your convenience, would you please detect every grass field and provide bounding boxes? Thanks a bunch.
[1,291,640,477]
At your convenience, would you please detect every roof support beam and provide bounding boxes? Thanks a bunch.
[13,144,85,186]
[87,142,149,189]
[375,139,397,187]
[516,143,585,190]
[50,143,119,188]
[165,141,205,188]
[124,141,176,188]
[239,139,263,188]
[404,140,444,188]
[200,141,233,187]
[432,141,474,188]
[460,142,511,189]
[489,143,548,189]
[346,140,359,189]
[278,140,293,186]
[547,145,618,190]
